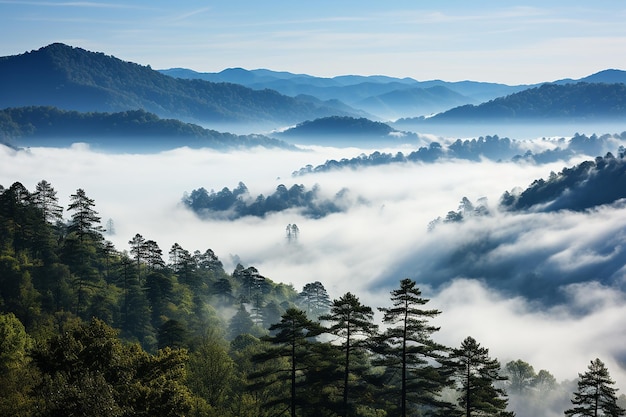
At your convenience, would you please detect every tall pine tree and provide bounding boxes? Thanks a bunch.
[320,292,378,417]
[375,278,449,417]
[447,336,512,417]
[565,358,625,417]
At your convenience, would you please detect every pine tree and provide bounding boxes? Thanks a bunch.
[32,180,63,224]
[320,292,378,417]
[375,278,449,417]
[447,336,512,417]
[67,188,103,243]
[298,281,332,320]
[565,358,625,417]
[251,308,323,417]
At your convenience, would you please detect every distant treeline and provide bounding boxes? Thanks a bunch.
[429,151,626,229]
[183,182,355,219]
[0,106,292,149]
[293,132,626,175]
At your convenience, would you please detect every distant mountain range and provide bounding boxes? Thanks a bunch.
[159,67,626,121]
[160,67,524,120]
[1,43,625,149]
[0,43,360,128]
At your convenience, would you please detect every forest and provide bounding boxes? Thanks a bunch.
[0,106,290,150]
[0,179,625,417]
[292,132,625,176]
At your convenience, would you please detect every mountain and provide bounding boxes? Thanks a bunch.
[355,85,477,120]
[0,106,293,151]
[501,150,626,212]
[555,69,626,85]
[160,67,527,119]
[0,44,358,127]
[413,82,626,122]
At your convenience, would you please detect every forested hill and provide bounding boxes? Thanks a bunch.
[0,43,354,124]
[413,82,626,122]
[431,151,626,229]
[0,106,293,150]
[276,116,416,140]
[500,151,626,212]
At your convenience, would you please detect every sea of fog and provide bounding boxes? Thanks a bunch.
[2,128,626,404]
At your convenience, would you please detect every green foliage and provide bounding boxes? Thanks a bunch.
[184,181,348,219]
[565,358,625,417]
[0,177,601,417]
[320,292,379,417]
[30,318,193,417]
[375,278,450,417]
[446,336,511,417]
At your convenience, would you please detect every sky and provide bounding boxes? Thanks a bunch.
[1,1,626,84]
[2,137,626,413]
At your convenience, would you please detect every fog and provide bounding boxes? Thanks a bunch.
[2,136,626,399]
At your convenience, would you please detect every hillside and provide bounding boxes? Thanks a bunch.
[424,82,626,122]
[0,44,355,126]
[500,151,626,212]
[0,106,292,151]
[276,116,403,139]
[355,85,477,120]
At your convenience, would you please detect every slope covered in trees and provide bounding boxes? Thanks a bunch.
[0,179,624,416]
[0,43,355,125]
[0,106,292,150]
[500,150,626,212]
[427,83,626,122]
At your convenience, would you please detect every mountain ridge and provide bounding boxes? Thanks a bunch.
[0,43,359,127]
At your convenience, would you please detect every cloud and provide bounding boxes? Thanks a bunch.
[3,136,626,397]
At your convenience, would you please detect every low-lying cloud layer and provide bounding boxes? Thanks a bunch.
[2,138,626,396]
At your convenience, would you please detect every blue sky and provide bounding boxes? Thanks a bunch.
[2,1,626,84]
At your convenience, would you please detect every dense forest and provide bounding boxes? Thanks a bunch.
[1,179,625,417]
[292,132,625,176]
[183,182,355,219]
[0,106,291,150]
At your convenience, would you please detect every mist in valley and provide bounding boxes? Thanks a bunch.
[3,125,626,415]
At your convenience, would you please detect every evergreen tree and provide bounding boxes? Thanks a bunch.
[228,304,257,339]
[320,292,378,417]
[447,336,512,417]
[375,278,449,417]
[129,233,146,282]
[251,308,323,417]
[30,318,193,417]
[32,180,63,224]
[67,188,103,243]
[565,358,625,417]
[298,281,332,320]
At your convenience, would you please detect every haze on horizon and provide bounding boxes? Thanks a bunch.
[1,1,626,85]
